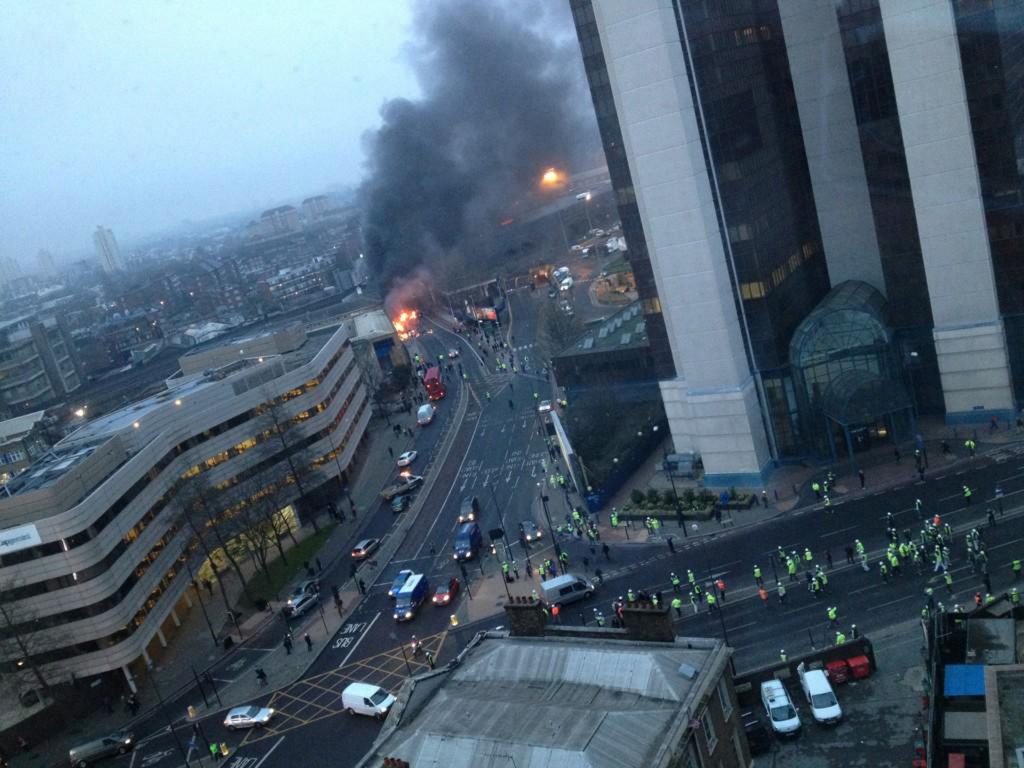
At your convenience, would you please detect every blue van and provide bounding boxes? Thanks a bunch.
[452,522,482,561]
[394,574,429,622]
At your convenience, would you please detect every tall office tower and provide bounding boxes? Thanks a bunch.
[93,225,123,273]
[572,0,1017,484]
[37,249,55,277]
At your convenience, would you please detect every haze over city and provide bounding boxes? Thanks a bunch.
[1,1,417,261]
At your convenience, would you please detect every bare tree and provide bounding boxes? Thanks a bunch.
[219,478,297,586]
[173,475,255,606]
[257,391,323,532]
[0,581,57,702]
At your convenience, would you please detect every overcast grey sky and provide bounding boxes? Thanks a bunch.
[1,0,418,263]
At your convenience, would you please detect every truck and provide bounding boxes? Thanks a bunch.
[380,474,424,501]
[393,573,429,622]
[452,522,483,562]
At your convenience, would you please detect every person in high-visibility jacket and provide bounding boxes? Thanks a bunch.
[706,592,717,611]
[671,597,683,617]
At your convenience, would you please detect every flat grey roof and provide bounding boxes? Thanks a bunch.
[367,634,719,768]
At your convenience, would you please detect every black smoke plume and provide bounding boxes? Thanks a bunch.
[361,0,599,291]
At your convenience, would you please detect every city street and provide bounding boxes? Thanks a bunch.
[92,297,1024,768]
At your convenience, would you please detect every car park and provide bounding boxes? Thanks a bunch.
[68,731,134,767]
[223,705,275,730]
[432,577,461,605]
[798,663,843,725]
[342,682,396,719]
[761,679,801,737]
[351,538,380,560]
[741,710,772,755]
[396,450,418,467]
[519,520,543,542]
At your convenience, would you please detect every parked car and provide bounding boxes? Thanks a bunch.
[68,731,134,767]
[432,577,461,605]
[396,450,418,467]
[741,710,772,755]
[380,474,424,501]
[761,679,801,737]
[519,520,543,542]
[342,682,395,719]
[798,663,843,725]
[351,538,380,560]
[284,590,318,619]
[537,400,552,414]
[389,569,415,599]
[223,705,275,730]
[390,494,411,514]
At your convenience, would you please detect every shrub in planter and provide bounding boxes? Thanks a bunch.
[662,489,678,508]
[729,486,739,501]
[647,488,662,507]
[630,489,646,506]
[682,488,696,508]
[698,489,716,507]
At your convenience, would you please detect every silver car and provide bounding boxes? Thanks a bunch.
[68,730,134,767]
[223,704,275,730]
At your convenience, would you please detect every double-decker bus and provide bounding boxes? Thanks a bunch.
[423,366,446,401]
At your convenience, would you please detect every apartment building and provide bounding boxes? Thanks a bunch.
[0,314,82,415]
[0,323,368,691]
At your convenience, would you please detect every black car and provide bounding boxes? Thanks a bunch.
[391,494,411,513]
[741,710,772,755]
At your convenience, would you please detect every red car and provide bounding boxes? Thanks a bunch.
[432,577,461,606]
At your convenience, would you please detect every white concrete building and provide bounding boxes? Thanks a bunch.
[0,324,368,691]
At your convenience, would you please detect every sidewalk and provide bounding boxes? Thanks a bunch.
[592,415,1024,547]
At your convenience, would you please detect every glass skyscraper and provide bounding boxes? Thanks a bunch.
[573,0,1018,485]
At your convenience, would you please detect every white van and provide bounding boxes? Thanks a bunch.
[417,403,435,426]
[541,573,594,607]
[798,663,842,725]
[559,277,574,292]
[341,682,396,719]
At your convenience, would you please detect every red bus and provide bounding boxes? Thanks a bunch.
[424,366,446,401]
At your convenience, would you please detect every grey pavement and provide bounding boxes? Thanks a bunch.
[769,619,927,767]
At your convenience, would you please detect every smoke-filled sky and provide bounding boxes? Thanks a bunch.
[1,0,597,272]
[362,0,600,288]
[1,1,418,263]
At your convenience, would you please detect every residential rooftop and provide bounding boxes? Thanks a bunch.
[362,632,725,768]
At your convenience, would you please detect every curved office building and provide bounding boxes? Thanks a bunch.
[0,323,368,689]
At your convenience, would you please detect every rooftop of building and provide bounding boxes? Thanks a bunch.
[9,325,342,495]
[260,205,297,217]
[557,300,647,358]
[993,667,1024,767]
[7,444,100,495]
[0,411,46,445]
[363,632,722,768]
[347,308,395,343]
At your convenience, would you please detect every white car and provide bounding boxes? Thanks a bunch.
[223,705,275,730]
[798,663,843,725]
[537,400,552,414]
[396,450,418,467]
[447,348,460,359]
[761,679,801,737]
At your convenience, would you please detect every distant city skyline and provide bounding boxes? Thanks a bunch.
[0,1,419,266]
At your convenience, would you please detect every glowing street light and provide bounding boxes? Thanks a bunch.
[540,167,561,186]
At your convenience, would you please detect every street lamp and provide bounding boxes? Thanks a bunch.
[536,483,564,571]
